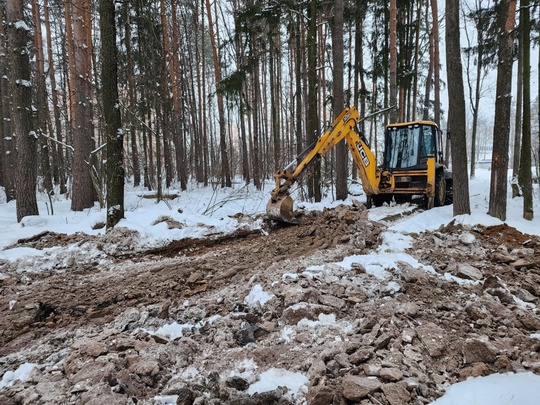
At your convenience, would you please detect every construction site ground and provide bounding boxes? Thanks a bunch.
[1,203,540,404]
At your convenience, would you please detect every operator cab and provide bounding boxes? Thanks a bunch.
[383,121,442,170]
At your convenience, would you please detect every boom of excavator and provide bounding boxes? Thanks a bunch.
[266,107,452,223]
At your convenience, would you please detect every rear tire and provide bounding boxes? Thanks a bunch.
[434,170,446,207]
[445,179,453,205]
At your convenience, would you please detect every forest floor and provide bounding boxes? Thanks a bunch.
[1,203,540,404]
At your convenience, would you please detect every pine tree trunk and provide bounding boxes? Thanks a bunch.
[307,0,320,201]
[7,0,39,221]
[512,27,523,196]
[123,1,140,187]
[44,0,66,194]
[411,2,421,120]
[251,61,261,190]
[159,0,173,189]
[488,0,516,221]
[470,38,485,180]
[0,3,15,201]
[170,0,188,190]
[100,0,124,228]
[31,0,53,195]
[332,0,347,201]
[70,0,95,211]
[270,23,281,172]
[446,0,470,216]
[193,1,204,184]
[430,0,441,127]
[518,0,533,219]
[389,0,397,122]
[295,8,303,158]
[205,0,231,188]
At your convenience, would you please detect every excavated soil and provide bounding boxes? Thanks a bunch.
[0,203,540,405]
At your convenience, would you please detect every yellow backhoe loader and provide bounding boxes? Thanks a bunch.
[266,106,452,223]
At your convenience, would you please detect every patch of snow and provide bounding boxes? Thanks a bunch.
[298,313,337,327]
[229,358,258,380]
[153,395,179,405]
[444,272,481,286]
[429,372,540,405]
[14,20,31,31]
[247,368,308,400]
[281,326,295,343]
[148,321,194,340]
[0,363,37,388]
[244,284,274,307]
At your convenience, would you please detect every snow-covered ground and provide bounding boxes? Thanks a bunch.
[1,168,539,403]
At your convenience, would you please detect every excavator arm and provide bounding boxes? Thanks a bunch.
[267,107,380,222]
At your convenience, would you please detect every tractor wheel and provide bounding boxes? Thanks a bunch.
[445,179,453,205]
[434,170,446,207]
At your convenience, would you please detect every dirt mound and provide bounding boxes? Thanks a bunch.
[1,204,540,404]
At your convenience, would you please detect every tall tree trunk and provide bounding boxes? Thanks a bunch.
[430,0,441,127]
[307,0,320,201]
[446,0,470,215]
[422,4,433,122]
[64,0,75,151]
[0,2,16,201]
[31,0,53,195]
[70,0,95,211]
[123,1,140,187]
[44,0,67,194]
[354,2,367,139]
[512,23,523,196]
[170,0,188,190]
[159,0,173,189]
[268,25,282,171]
[488,0,516,221]
[270,23,280,172]
[332,0,347,201]
[295,8,303,158]
[7,0,39,221]
[0,6,4,194]
[200,0,209,186]
[389,0,398,122]
[518,0,533,219]
[205,0,231,188]
[192,1,204,183]
[470,36,485,180]
[411,1,421,120]
[100,0,124,228]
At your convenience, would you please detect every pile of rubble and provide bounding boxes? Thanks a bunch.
[1,204,540,404]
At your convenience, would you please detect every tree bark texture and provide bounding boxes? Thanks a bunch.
[518,0,533,220]
[446,0,470,216]
[0,2,16,202]
[307,0,320,201]
[205,0,231,188]
[488,0,516,221]
[70,0,95,211]
[332,0,347,201]
[389,0,398,122]
[7,0,39,222]
[31,0,53,194]
[100,0,124,229]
